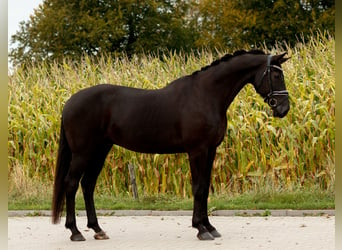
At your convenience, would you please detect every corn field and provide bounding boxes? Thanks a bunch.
[8,32,335,198]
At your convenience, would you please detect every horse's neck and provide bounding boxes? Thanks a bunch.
[202,61,259,112]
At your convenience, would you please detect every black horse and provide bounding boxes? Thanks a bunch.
[52,50,290,241]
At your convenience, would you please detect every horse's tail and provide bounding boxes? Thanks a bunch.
[52,117,71,224]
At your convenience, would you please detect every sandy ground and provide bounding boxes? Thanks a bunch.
[8,215,334,250]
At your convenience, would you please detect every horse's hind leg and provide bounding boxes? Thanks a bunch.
[65,155,87,241]
[81,173,109,240]
[81,145,112,240]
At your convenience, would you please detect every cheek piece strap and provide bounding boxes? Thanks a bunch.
[263,55,288,108]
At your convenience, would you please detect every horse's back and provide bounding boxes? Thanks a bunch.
[64,84,136,110]
[62,84,153,124]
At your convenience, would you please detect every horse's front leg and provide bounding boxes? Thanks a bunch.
[189,147,221,240]
[201,147,221,238]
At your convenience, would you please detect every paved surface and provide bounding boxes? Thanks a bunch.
[8,214,334,250]
[7,209,335,217]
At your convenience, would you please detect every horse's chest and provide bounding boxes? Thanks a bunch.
[209,121,227,146]
[183,116,227,148]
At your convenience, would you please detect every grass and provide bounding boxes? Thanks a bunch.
[8,185,334,211]
[8,31,335,209]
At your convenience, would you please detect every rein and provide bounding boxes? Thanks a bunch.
[262,55,289,108]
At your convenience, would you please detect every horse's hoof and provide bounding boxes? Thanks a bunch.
[197,231,215,240]
[70,233,86,241]
[94,230,109,240]
[209,229,221,238]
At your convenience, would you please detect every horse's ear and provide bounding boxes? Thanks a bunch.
[279,56,290,64]
[273,52,290,64]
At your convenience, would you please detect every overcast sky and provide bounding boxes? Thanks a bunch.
[8,0,43,50]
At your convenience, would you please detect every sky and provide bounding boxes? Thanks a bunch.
[8,0,43,50]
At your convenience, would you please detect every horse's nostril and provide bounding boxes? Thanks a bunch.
[274,107,289,118]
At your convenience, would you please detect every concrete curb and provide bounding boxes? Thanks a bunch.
[8,209,335,217]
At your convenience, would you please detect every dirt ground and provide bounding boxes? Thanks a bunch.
[8,215,334,250]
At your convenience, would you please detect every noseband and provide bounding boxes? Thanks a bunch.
[261,55,289,108]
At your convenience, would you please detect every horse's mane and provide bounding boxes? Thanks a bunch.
[192,49,265,75]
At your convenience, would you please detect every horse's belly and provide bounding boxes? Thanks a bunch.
[123,143,185,154]
[116,138,186,154]
[108,124,185,154]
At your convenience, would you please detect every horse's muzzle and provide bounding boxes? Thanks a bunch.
[273,103,290,118]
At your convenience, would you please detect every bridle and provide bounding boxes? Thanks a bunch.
[260,55,289,108]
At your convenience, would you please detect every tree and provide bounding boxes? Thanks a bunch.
[237,0,335,47]
[9,0,196,66]
[192,0,335,49]
[9,0,334,66]
[118,0,196,56]
[10,0,124,65]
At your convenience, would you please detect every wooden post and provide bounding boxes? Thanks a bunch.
[128,163,139,200]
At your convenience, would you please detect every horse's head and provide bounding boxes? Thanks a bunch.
[253,52,290,118]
